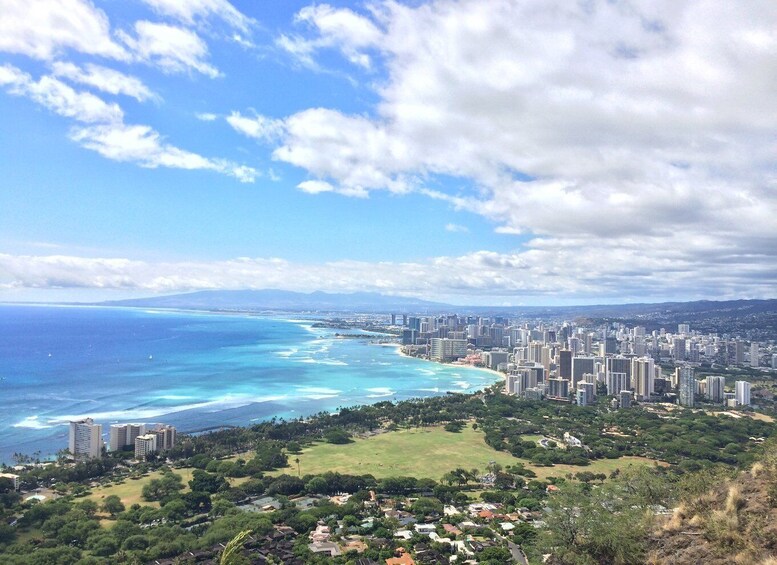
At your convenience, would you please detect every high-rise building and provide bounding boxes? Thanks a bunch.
[571,356,596,388]
[632,357,655,400]
[481,350,510,370]
[750,343,759,368]
[607,372,628,396]
[678,366,695,407]
[576,382,595,406]
[430,338,467,362]
[672,338,686,361]
[606,357,631,388]
[706,376,726,403]
[735,381,751,406]
[548,377,570,399]
[528,342,543,363]
[619,390,632,408]
[558,349,572,380]
[153,425,177,451]
[584,333,593,354]
[734,341,745,365]
[109,423,146,452]
[69,418,103,459]
[505,374,520,396]
[134,434,158,460]
[678,324,690,335]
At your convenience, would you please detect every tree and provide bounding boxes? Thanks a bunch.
[324,428,352,444]
[142,471,184,501]
[102,494,125,517]
[220,529,252,565]
[189,470,228,494]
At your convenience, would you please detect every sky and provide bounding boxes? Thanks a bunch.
[0,0,776,306]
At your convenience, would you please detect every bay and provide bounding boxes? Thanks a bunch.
[0,304,497,464]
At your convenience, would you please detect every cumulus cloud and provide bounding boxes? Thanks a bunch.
[278,3,383,68]
[245,0,777,299]
[0,64,123,123]
[0,64,254,182]
[2,241,776,303]
[445,223,469,233]
[118,21,220,78]
[226,111,284,141]
[51,62,156,102]
[0,0,128,61]
[70,123,256,182]
[140,0,254,33]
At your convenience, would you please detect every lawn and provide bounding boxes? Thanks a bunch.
[274,424,664,481]
[530,456,667,480]
[87,468,251,509]
[88,467,196,508]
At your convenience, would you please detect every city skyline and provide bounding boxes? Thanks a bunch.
[2,1,777,306]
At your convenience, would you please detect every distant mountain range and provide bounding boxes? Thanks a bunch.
[99,289,449,313]
[99,290,777,322]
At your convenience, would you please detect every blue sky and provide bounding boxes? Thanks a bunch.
[1,0,776,305]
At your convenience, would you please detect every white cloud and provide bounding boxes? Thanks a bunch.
[140,0,254,33]
[2,240,776,302]
[258,0,777,298]
[297,180,334,194]
[278,3,383,69]
[445,223,469,233]
[0,64,254,182]
[196,112,218,121]
[51,62,156,102]
[70,123,256,182]
[0,64,123,123]
[0,0,128,61]
[119,21,220,78]
[226,111,284,141]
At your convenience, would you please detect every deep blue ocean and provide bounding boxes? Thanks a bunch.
[0,305,496,464]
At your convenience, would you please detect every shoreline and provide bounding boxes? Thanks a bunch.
[388,342,506,384]
[0,309,500,464]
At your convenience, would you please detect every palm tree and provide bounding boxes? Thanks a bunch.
[294,457,300,477]
[220,529,252,565]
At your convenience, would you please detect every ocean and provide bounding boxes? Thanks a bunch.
[0,304,497,464]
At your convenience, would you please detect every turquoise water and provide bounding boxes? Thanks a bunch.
[0,305,497,463]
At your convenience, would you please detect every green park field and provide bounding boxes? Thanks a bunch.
[84,425,663,509]
[280,424,663,481]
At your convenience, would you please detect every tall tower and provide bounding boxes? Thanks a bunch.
[678,366,695,407]
[69,418,103,459]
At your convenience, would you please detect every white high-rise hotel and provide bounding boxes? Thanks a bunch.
[69,418,103,459]
[735,381,751,406]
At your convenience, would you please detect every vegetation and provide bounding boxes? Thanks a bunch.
[1,391,775,564]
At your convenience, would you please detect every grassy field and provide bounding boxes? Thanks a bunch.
[88,467,197,508]
[274,424,664,481]
[85,427,664,508]
[87,468,253,509]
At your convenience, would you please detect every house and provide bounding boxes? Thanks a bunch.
[443,524,462,536]
[414,523,437,535]
[308,541,341,557]
[309,524,331,543]
[386,548,416,565]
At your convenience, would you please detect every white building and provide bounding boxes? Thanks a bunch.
[632,357,655,400]
[706,376,726,403]
[134,433,158,460]
[430,338,467,362]
[109,423,146,452]
[0,472,20,490]
[69,418,103,459]
[735,381,751,406]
